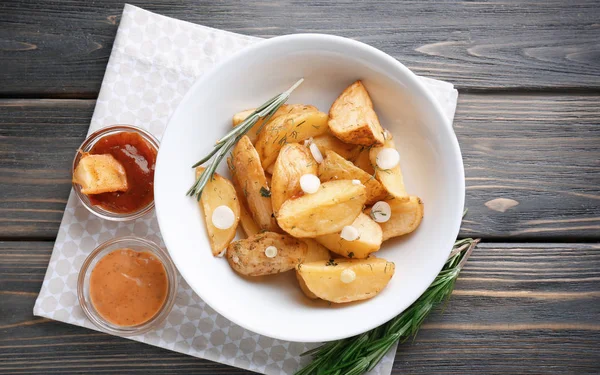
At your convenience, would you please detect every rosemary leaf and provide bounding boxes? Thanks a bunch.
[295,237,480,375]
[187,78,304,200]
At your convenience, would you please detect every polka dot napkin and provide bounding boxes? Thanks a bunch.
[33,4,458,374]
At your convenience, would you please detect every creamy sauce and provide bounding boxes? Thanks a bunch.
[300,173,321,194]
[376,148,400,170]
[340,225,360,241]
[90,249,168,327]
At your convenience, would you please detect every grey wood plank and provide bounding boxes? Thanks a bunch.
[1,241,598,374]
[0,0,599,97]
[1,95,598,240]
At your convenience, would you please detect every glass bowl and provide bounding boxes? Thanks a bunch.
[77,236,178,336]
[72,125,159,221]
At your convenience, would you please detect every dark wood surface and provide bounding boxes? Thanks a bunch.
[0,1,599,374]
[2,242,598,374]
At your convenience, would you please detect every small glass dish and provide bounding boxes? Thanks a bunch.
[77,236,178,336]
[72,125,160,221]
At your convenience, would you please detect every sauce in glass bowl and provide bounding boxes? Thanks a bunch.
[87,131,157,213]
[89,248,168,327]
[78,237,177,335]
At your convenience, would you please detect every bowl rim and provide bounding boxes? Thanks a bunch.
[155,33,465,342]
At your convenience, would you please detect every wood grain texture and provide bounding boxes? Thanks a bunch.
[1,95,598,240]
[1,241,598,374]
[1,0,599,97]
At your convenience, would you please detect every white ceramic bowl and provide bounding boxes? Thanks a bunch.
[155,34,464,343]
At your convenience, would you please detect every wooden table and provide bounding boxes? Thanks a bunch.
[1,1,599,373]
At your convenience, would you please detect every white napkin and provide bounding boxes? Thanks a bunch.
[34,4,458,374]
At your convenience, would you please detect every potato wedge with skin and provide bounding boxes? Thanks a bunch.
[276,180,367,238]
[296,239,331,299]
[227,157,260,238]
[232,104,319,144]
[315,213,382,259]
[238,196,261,237]
[318,150,387,205]
[369,137,408,200]
[256,108,328,169]
[365,196,424,241]
[297,258,395,303]
[196,167,240,256]
[227,232,307,276]
[353,147,375,175]
[231,136,279,232]
[271,143,317,213]
[328,81,385,146]
[311,133,361,161]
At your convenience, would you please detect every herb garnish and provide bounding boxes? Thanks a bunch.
[296,237,480,375]
[186,78,304,200]
[260,186,271,197]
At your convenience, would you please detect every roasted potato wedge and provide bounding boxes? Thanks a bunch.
[238,197,261,237]
[353,147,375,175]
[196,167,240,256]
[276,180,367,238]
[365,196,424,241]
[227,157,261,238]
[231,136,279,232]
[232,104,319,144]
[297,239,331,299]
[227,232,307,276]
[271,143,318,213]
[255,108,328,169]
[369,137,408,200]
[73,153,128,194]
[328,81,385,146]
[315,213,382,259]
[296,258,395,303]
[311,133,361,161]
[318,150,387,205]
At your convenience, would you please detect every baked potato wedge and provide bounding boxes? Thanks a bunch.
[353,147,375,175]
[318,149,387,205]
[271,143,317,213]
[328,80,385,146]
[232,104,319,144]
[369,137,408,200]
[311,133,361,161]
[196,167,240,256]
[296,239,331,299]
[238,197,261,237]
[231,136,279,232]
[227,232,307,276]
[255,107,328,169]
[365,196,424,241]
[296,257,395,303]
[276,180,367,238]
[315,213,382,259]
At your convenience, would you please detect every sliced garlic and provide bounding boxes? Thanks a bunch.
[300,173,321,194]
[376,148,400,170]
[340,225,360,241]
[351,179,362,185]
[265,246,278,258]
[309,142,324,164]
[370,201,391,223]
[340,269,356,284]
[212,205,235,229]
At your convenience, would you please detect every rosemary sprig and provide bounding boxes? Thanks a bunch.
[186,78,304,200]
[295,237,480,375]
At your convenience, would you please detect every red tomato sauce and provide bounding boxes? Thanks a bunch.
[88,132,157,213]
